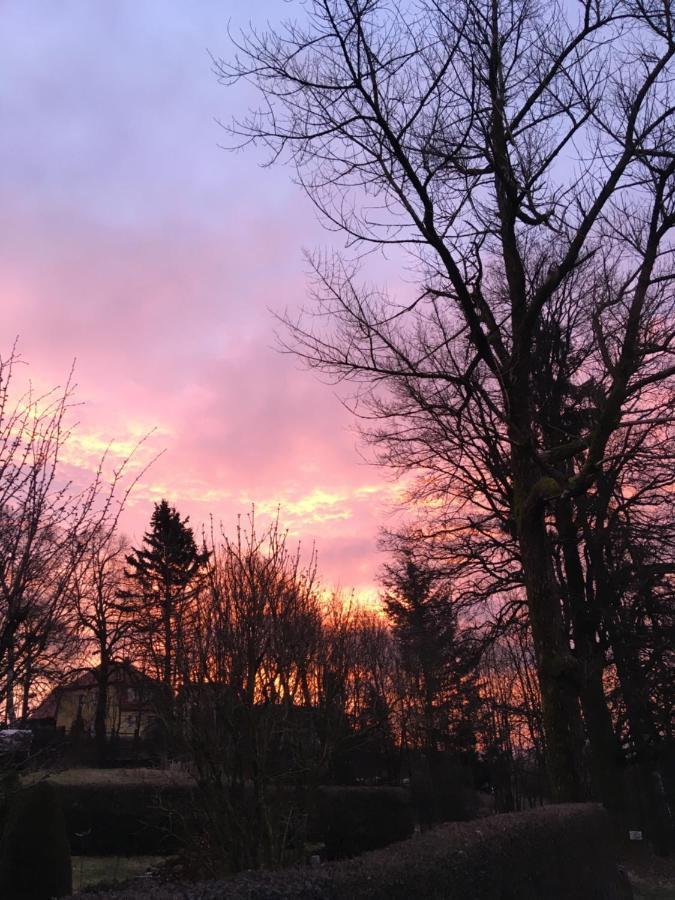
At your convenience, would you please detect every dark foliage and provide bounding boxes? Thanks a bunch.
[74,804,627,900]
[410,756,479,827]
[0,781,72,900]
[54,781,413,862]
[382,553,481,761]
[121,499,209,697]
[57,782,195,856]
[313,787,413,860]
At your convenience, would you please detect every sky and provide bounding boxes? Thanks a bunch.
[0,1,403,603]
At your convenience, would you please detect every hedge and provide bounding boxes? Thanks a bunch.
[0,781,72,899]
[313,787,413,859]
[57,782,195,856]
[74,803,630,900]
[53,781,412,859]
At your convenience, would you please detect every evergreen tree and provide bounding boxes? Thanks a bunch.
[382,552,479,760]
[121,500,209,702]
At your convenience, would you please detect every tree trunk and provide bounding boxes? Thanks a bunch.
[607,614,673,854]
[556,500,626,813]
[95,655,109,767]
[5,640,16,725]
[20,651,33,722]
[513,456,584,801]
[163,596,174,708]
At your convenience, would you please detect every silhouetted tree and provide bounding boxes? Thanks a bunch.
[0,345,144,724]
[70,531,133,764]
[121,500,209,718]
[476,624,546,811]
[220,0,675,802]
[180,512,322,872]
[382,552,478,760]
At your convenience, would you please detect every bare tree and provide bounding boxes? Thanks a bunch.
[477,625,546,812]
[218,0,675,801]
[0,345,149,724]
[69,530,133,764]
[180,512,323,872]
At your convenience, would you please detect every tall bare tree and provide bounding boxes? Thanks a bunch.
[219,0,675,801]
[0,346,144,724]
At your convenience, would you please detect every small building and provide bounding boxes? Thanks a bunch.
[31,662,160,741]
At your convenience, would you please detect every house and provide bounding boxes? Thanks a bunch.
[31,662,160,741]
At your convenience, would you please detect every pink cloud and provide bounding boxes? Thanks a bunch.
[0,1,405,600]
[0,202,393,596]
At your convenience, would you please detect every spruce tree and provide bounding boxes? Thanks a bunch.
[121,500,209,705]
[383,552,481,822]
[382,552,479,760]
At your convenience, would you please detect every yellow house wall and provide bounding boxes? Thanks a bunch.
[55,686,153,738]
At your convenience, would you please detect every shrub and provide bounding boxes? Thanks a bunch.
[177,781,312,877]
[55,780,412,863]
[58,782,196,856]
[78,803,627,900]
[0,771,20,834]
[313,786,414,859]
[410,758,478,827]
[0,781,72,900]
[175,783,412,876]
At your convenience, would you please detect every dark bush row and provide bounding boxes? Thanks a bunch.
[313,786,413,859]
[1,782,72,899]
[53,780,413,858]
[76,804,628,900]
[59,782,195,856]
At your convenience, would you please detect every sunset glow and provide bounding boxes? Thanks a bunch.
[0,1,394,600]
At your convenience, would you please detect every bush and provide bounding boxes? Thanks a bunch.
[173,783,412,875]
[410,758,478,827]
[0,771,20,834]
[77,804,628,900]
[313,786,414,859]
[57,782,196,856]
[0,781,72,900]
[55,779,412,863]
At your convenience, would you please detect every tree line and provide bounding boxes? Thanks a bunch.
[0,344,554,866]
[0,327,670,863]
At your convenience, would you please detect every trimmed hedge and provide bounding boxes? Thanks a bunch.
[0,781,72,899]
[73,804,629,900]
[58,782,195,855]
[54,780,412,859]
[313,787,413,859]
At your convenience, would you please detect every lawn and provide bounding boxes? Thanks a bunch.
[71,856,166,892]
[630,876,675,900]
[625,852,675,900]
[25,766,195,788]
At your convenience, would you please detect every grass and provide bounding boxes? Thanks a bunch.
[71,855,166,892]
[24,766,195,788]
[630,879,675,899]
[624,849,675,900]
[628,871,675,900]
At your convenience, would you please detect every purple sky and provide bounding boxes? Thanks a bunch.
[0,1,401,601]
